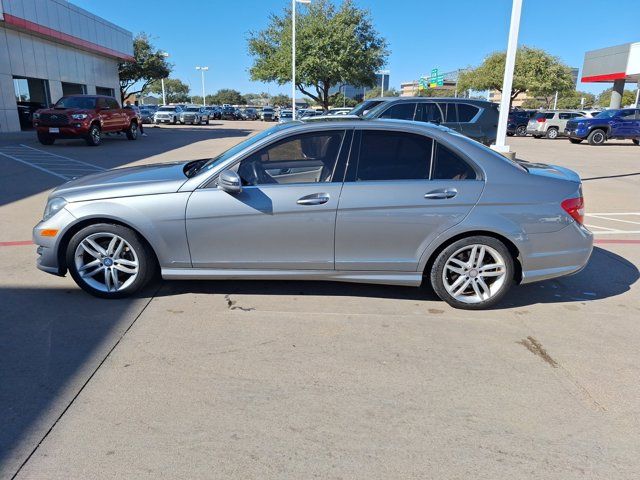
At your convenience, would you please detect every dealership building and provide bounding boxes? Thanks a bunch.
[0,0,133,132]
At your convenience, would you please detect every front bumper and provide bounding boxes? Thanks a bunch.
[32,207,77,276]
[564,128,588,139]
[519,221,593,284]
[36,125,90,137]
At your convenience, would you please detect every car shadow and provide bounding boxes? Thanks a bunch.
[156,247,638,308]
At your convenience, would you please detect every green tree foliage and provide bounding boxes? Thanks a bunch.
[242,92,272,105]
[329,92,358,108]
[247,0,389,111]
[270,94,291,107]
[457,46,574,107]
[415,87,456,98]
[147,78,190,104]
[364,87,399,99]
[119,33,171,103]
[208,89,246,105]
[556,91,596,109]
[596,88,638,108]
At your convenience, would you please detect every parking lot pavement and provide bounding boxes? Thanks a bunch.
[1,127,639,479]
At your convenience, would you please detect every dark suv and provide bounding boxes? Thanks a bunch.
[353,97,499,145]
[507,109,534,136]
[565,108,640,145]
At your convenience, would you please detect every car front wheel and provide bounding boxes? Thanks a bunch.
[37,132,55,145]
[587,129,606,145]
[125,121,138,140]
[66,223,156,299]
[430,236,514,310]
[85,124,101,146]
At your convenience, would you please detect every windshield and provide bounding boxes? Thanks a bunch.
[186,107,200,112]
[54,96,97,109]
[350,100,384,117]
[188,123,300,177]
[592,110,618,118]
[158,106,175,112]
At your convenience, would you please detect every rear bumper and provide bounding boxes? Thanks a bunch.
[519,222,593,284]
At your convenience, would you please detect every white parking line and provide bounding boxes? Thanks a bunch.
[585,212,640,236]
[0,144,104,180]
[589,215,640,226]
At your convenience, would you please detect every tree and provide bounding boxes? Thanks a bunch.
[596,88,638,108]
[415,87,455,98]
[118,33,171,103]
[457,46,574,108]
[556,91,596,109]
[329,92,358,108]
[209,89,246,105]
[270,94,291,107]
[147,78,190,103]
[248,0,389,111]
[364,87,399,99]
[243,92,272,105]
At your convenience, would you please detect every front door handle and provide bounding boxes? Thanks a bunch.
[297,193,330,205]
[424,188,457,200]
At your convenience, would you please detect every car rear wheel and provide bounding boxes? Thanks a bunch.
[85,124,101,146]
[515,125,527,136]
[37,132,55,145]
[545,127,559,139]
[588,129,606,145]
[430,236,514,310]
[569,138,583,144]
[66,223,156,299]
[125,121,138,140]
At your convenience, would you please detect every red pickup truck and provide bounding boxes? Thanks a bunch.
[33,95,139,146]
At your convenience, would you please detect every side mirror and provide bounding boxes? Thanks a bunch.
[218,170,242,194]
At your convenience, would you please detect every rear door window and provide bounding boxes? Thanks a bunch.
[107,98,120,109]
[559,112,572,120]
[438,103,458,122]
[417,103,443,123]
[431,143,477,180]
[457,103,479,122]
[378,102,417,120]
[355,130,433,181]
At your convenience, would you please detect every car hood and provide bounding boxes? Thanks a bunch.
[51,162,192,202]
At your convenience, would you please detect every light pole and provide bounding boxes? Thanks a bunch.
[196,66,209,106]
[490,0,523,157]
[292,0,311,120]
[159,52,170,105]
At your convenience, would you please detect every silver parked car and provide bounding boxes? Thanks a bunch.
[526,110,586,139]
[180,106,209,125]
[33,120,592,309]
[153,105,183,125]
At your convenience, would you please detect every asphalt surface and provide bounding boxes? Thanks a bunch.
[0,123,638,479]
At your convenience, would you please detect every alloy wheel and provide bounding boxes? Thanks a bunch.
[442,244,507,304]
[74,232,139,293]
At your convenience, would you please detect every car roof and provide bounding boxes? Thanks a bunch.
[363,96,496,106]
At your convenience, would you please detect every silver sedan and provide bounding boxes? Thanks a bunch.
[33,119,592,309]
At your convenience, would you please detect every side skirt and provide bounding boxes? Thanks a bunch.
[161,268,423,287]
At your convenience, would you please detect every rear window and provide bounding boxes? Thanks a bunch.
[432,143,477,180]
[457,103,480,122]
[534,112,555,120]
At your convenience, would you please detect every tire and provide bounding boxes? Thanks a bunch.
[587,129,606,146]
[506,132,514,137]
[632,139,639,146]
[125,121,138,140]
[66,223,157,299]
[569,138,583,144]
[205,119,209,125]
[515,125,527,136]
[532,135,541,139]
[37,132,55,145]
[85,124,101,146]
[171,116,177,125]
[545,127,559,139]
[430,236,515,310]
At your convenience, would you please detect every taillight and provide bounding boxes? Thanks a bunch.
[536,117,546,123]
[561,197,584,224]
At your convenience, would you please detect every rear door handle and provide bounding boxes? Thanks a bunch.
[297,193,330,205]
[424,188,457,200]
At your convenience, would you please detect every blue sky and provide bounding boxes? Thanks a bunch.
[74,0,640,97]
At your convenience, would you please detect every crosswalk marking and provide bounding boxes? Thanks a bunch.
[0,144,104,180]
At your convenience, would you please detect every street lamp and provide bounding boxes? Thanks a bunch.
[196,66,209,106]
[490,0,523,157]
[160,51,170,105]
[292,0,311,120]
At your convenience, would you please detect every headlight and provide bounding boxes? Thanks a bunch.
[71,113,88,120]
[43,197,67,221]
